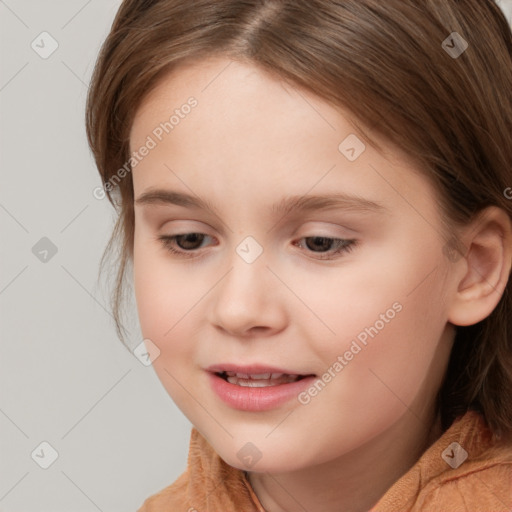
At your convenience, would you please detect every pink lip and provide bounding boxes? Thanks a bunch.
[205,364,316,412]
[205,363,309,375]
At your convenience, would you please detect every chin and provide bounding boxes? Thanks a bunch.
[209,435,314,474]
[221,453,296,474]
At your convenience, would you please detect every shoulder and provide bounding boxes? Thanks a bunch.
[135,427,262,511]
[371,411,512,512]
[136,470,190,512]
[416,457,512,511]
[413,411,512,511]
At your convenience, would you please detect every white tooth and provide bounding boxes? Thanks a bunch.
[241,380,272,387]
[225,371,236,377]
[227,377,276,387]
[270,373,284,379]
[235,373,250,379]
[250,373,271,379]
[226,375,302,387]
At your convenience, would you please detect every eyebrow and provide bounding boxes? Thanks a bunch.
[134,189,387,217]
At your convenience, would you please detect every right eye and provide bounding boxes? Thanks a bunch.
[157,233,215,258]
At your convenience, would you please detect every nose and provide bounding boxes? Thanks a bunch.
[207,244,288,337]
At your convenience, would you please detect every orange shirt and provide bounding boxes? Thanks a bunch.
[138,410,512,511]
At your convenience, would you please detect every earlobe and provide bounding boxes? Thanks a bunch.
[447,207,512,327]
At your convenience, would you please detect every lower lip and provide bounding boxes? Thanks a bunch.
[208,372,316,412]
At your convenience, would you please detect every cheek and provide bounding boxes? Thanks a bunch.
[320,256,449,414]
[296,238,445,348]
[133,240,207,415]
[133,233,201,357]
[304,236,449,380]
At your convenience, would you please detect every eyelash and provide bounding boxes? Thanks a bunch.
[156,233,358,261]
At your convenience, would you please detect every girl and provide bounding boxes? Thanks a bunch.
[86,1,512,510]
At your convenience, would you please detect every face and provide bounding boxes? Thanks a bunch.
[130,56,458,473]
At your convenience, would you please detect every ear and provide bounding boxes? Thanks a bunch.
[447,206,512,327]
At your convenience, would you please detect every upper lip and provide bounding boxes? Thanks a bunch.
[205,363,315,376]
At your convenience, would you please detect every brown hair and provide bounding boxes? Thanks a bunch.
[86,0,512,441]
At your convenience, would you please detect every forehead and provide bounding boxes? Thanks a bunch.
[130,56,354,149]
[129,56,442,227]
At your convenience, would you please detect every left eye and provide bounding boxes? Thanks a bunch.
[157,233,357,260]
[294,236,357,259]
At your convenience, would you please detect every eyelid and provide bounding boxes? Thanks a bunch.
[282,217,360,238]
[155,217,217,233]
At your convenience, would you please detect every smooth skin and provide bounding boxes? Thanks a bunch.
[129,56,512,512]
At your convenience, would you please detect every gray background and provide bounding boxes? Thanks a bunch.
[1,1,511,511]
[1,2,191,511]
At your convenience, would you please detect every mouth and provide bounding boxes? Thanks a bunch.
[206,365,317,411]
[215,371,311,387]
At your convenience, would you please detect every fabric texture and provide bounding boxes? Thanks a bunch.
[138,410,512,512]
